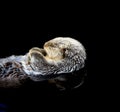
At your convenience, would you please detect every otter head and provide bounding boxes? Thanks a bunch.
[44,37,86,60]
[44,37,70,61]
[27,37,86,73]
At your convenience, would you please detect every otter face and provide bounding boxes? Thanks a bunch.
[44,40,65,61]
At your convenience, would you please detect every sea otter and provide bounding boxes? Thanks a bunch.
[0,37,86,89]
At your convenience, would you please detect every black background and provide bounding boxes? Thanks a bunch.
[0,7,100,111]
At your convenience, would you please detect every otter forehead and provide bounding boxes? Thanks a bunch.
[50,37,85,49]
[44,38,69,49]
[52,37,81,45]
[44,37,83,48]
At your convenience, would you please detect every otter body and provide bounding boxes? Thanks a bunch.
[0,37,86,89]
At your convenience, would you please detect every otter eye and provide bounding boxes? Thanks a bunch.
[62,48,66,52]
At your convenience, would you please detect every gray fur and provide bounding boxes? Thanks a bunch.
[0,37,86,88]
